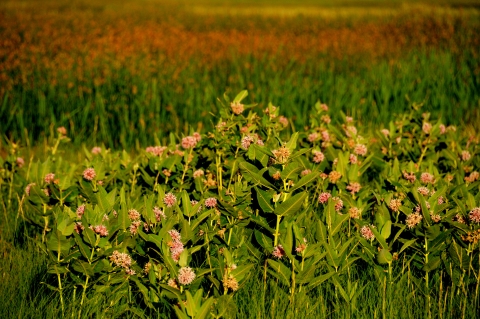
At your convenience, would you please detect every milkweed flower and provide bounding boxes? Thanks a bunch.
[420,172,434,184]
[181,136,198,149]
[110,251,132,269]
[44,173,55,184]
[461,151,471,161]
[153,206,166,222]
[91,147,102,155]
[278,116,289,127]
[360,225,375,240]
[346,182,361,195]
[389,199,402,212]
[381,129,390,137]
[164,193,177,207]
[328,171,342,183]
[272,245,286,259]
[406,212,423,229]
[332,196,343,211]
[312,150,325,163]
[205,197,217,208]
[128,209,141,221]
[178,267,196,285]
[16,157,25,168]
[25,183,36,196]
[422,122,432,134]
[241,135,255,150]
[349,154,358,164]
[93,225,109,237]
[223,274,239,291]
[76,204,86,219]
[193,169,204,178]
[57,126,67,135]
[403,171,416,182]
[318,192,331,204]
[230,101,244,115]
[417,187,430,196]
[168,278,179,289]
[469,207,480,224]
[301,169,311,176]
[83,168,96,181]
[348,207,361,219]
[354,144,367,156]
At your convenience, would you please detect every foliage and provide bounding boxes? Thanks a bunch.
[6,90,479,318]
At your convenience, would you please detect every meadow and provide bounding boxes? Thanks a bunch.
[1,0,480,318]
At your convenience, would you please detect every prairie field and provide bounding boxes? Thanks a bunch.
[1,1,480,318]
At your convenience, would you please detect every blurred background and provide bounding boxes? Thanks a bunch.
[1,0,479,148]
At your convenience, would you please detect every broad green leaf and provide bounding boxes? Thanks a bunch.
[233,90,248,103]
[307,271,336,291]
[267,259,291,285]
[377,248,393,264]
[256,187,274,213]
[239,161,275,189]
[274,192,307,217]
[289,172,318,192]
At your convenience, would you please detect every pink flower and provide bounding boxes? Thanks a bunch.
[420,173,434,184]
[178,267,196,285]
[403,171,416,182]
[439,124,446,134]
[193,169,204,178]
[146,146,167,156]
[469,207,480,224]
[168,229,182,241]
[406,212,423,229]
[301,169,311,177]
[74,222,85,234]
[346,182,361,195]
[381,129,390,137]
[129,220,142,235]
[181,136,198,149]
[437,196,444,205]
[93,225,109,237]
[16,157,25,168]
[241,135,255,150]
[360,225,375,240]
[272,245,286,259]
[346,116,353,123]
[205,197,217,208]
[417,187,430,196]
[332,197,343,211]
[164,193,177,207]
[83,168,96,181]
[422,122,432,134]
[44,173,55,184]
[348,207,361,219]
[128,209,141,221]
[153,206,166,222]
[320,103,329,111]
[25,183,36,196]
[465,171,479,183]
[388,199,402,212]
[91,147,102,155]
[76,204,86,219]
[461,151,471,161]
[318,192,331,204]
[57,126,67,135]
[321,115,331,124]
[354,144,367,156]
[345,126,357,137]
[321,130,330,142]
[230,101,244,115]
[349,154,358,164]
[308,133,318,142]
[193,132,201,142]
[110,251,132,269]
[312,150,325,163]
[278,116,289,127]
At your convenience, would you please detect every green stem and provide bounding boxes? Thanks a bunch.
[274,215,281,246]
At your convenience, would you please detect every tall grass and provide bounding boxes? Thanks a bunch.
[2,50,479,148]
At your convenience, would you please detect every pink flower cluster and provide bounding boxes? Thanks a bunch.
[181,133,201,149]
[406,212,423,229]
[461,150,471,161]
[205,197,217,208]
[91,147,102,155]
[349,154,358,164]
[168,229,184,263]
[465,171,479,183]
[178,267,196,285]
[308,133,318,142]
[312,150,325,163]
[164,193,177,207]
[360,225,375,240]
[193,169,204,178]
[403,171,416,182]
[93,225,108,237]
[146,146,167,157]
[44,173,55,184]
[272,245,286,259]
[230,101,244,115]
[278,116,289,127]
[83,168,96,181]
[346,182,361,195]
[76,204,86,219]
[153,206,166,222]
[469,207,480,224]
[110,250,133,271]
[318,192,331,204]
[420,172,434,184]
[25,183,36,196]
[128,209,141,221]
[354,144,367,156]
[332,197,343,211]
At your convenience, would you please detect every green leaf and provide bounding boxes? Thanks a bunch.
[254,230,273,251]
[233,90,248,103]
[289,172,318,192]
[196,297,215,319]
[267,259,291,286]
[256,188,274,213]
[286,132,299,151]
[307,271,336,291]
[381,220,392,240]
[239,161,275,189]
[280,162,301,180]
[274,192,307,217]
[377,248,393,264]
